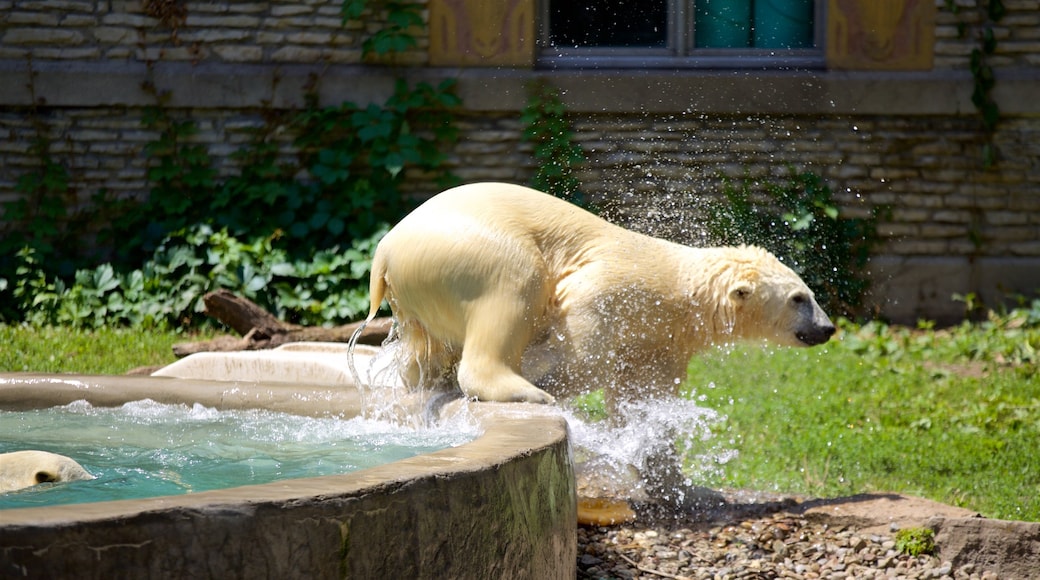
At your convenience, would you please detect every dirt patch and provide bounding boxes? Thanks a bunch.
[793,492,979,534]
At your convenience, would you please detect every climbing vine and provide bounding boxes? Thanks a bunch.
[341,0,424,57]
[143,0,188,42]
[946,0,1006,167]
[0,56,76,285]
[520,79,588,207]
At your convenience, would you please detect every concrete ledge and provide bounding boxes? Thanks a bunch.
[3,59,1039,116]
[0,374,577,579]
[867,255,1040,325]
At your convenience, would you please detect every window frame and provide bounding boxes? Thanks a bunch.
[538,0,827,69]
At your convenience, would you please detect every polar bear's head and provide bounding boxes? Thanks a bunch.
[714,247,836,348]
[0,450,95,493]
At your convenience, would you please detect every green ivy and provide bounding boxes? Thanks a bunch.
[703,170,884,318]
[520,79,588,207]
[288,77,461,246]
[341,0,424,57]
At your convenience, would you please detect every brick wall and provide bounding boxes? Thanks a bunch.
[1,0,1038,322]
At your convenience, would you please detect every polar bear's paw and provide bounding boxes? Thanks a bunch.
[457,366,556,405]
[498,384,556,405]
[469,381,556,405]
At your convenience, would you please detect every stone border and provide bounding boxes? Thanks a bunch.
[0,374,577,579]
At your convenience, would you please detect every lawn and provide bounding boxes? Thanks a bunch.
[0,325,212,375]
[685,315,1040,522]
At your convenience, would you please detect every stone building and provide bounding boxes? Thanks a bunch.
[0,0,1037,323]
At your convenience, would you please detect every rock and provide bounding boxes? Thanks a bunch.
[930,516,1040,580]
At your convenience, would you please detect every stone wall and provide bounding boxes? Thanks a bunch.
[1,0,1038,322]
[0,0,426,65]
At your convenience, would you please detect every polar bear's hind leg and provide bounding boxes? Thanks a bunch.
[456,294,556,404]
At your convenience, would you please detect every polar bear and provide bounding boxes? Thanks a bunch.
[0,450,95,493]
[363,182,835,412]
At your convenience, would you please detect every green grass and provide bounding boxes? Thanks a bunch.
[0,325,214,375]
[684,315,1040,522]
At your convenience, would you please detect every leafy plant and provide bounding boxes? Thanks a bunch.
[143,0,188,34]
[521,79,588,207]
[8,225,387,330]
[703,170,883,318]
[894,527,936,557]
[0,59,81,285]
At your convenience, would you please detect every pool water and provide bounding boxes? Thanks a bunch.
[0,399,478,510]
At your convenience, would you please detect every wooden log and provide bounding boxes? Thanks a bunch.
[201,289,296,338]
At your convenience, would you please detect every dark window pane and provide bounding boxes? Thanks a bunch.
[695,0,815,49]
[550,0,668,48]
[753,0,814,48]
[696,0,752,48]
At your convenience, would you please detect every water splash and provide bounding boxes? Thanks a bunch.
[347,324,471,430]
[563,394,735,501]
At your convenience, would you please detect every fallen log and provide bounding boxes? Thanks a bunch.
[170,289,392,357]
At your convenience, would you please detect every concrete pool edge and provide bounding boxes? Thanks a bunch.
[0,374,578,579]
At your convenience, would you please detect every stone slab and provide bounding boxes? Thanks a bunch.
[150,343,400,387]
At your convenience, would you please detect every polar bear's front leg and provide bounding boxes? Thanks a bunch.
[456,296,556,404]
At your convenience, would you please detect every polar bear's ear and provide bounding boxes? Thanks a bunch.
[729,284,754,302]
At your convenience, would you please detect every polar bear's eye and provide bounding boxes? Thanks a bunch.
[791,294,808,305]
[731,286,752,301]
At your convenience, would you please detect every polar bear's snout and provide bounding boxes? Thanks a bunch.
[794,299,836,346]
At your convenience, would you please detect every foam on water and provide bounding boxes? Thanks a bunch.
[0,399,479,510]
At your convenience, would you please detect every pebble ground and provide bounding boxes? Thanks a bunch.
[576,497,996,580]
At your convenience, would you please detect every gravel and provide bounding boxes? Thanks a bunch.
[576,494,997,580]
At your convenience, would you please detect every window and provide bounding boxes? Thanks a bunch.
[541,0,824,68]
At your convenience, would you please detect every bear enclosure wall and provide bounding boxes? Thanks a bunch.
[0,0,1038,324]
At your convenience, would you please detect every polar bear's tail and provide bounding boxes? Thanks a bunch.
[366,250,388,323]
[348,251,389,393]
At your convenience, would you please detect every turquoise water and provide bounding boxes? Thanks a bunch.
[0,399,478,510]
